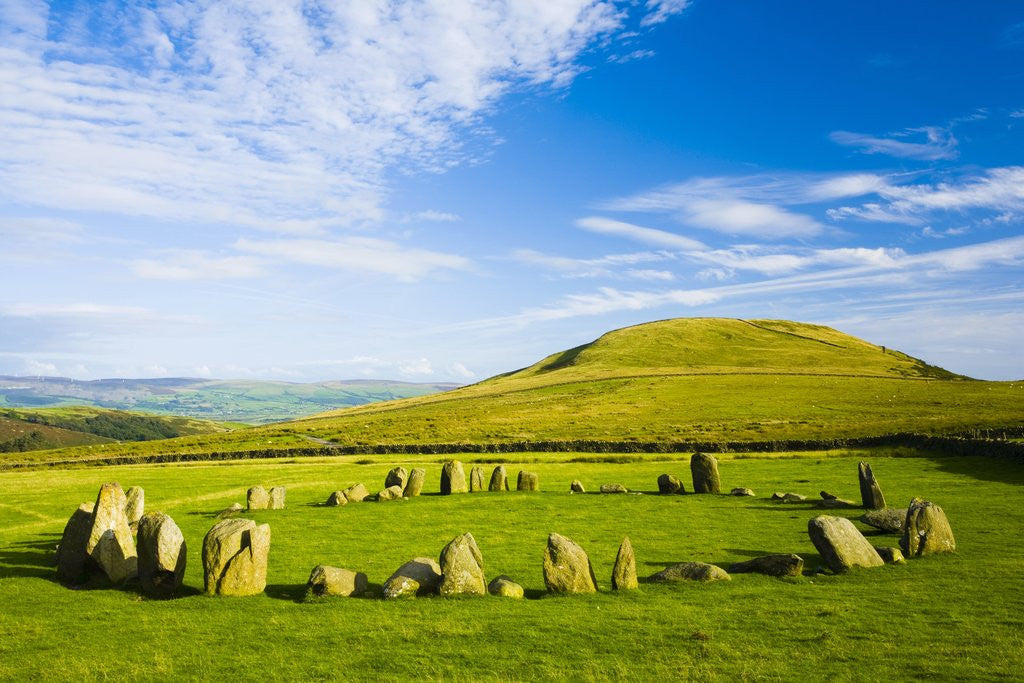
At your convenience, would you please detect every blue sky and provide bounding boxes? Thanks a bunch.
[1,0,1023,383]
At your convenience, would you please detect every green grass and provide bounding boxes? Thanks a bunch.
[1,450,1022,679]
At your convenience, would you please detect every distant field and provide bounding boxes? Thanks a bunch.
[1,450,1021,679]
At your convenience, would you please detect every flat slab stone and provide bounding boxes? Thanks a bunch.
[728,554,803,577]
[649,562,730,583]
[600,483,628,494]
[306,565,368,598]
[730,487,755,497]
[807,515,883,573]
[861,507,907,533]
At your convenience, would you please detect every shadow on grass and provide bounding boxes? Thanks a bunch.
[0,534,58,580]
[924,454,1024,486]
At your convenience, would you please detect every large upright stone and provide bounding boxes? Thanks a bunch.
[385,467,408,491]
[124,486,144,529]
[439,532,486,597]
[612,537,638,590]
[136,512,186,596]
[202,518,271,596]
[728,554,803,577]
[858,462,886,509]
[306,565,367,598]
[56,502,94,584]
[247,485,269,511]
[440,460,468,494]
[404,468,425,497]
[488,465,509,492]
[900,498,956,557]
[268,486,286,510]
[469,466,485,492]
[807,515,883,573]
[382,557,443,599]
[690,453,721,494]
[86,483,138,584]
[517,471,539,492]
[657,474,683,494]
[649,562,730,583]
[342,483,369,503]
[543,533,596,594]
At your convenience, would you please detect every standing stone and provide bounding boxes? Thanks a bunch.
[440,460,468,494]
[690,453,721,494]
[268,486,286,510]
[56,503,95,584]
[874,547,905,564]
[488,575,524,598]
[306,565,368,598]
[326,491,348,507]
[404,468,425,497]
[650,562,730,582]
[439,532,486,597]
[469,466,486,492]
[807,515,883,573]
[247,486,270,511]
[657,474,683,494]
[124,486,144,529]
[858,462,886,509]
[517,471,539,492]
[900,497,956,557]
[382,557,443,599]
[728,554,803,577]
[136,512,186,596]
[600,483,628,494]
[730,487,755,497]
[612,537,638,590]
[342,483,369,503]
[570,480,586,493]
[377,485,404,501]
[86,483,138,584]
[488,465,509,492]
[861,507,907,533]
[385,467,408,491]
[202,518,271,596]
[543,533,596,594]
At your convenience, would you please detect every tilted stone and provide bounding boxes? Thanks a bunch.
[517,471,539,492]
[268,486,286,510]
[874,546,905,564]
[900,497,955,557]
[385,467,408,491]
[124,486,144,529]
[570,480,586,493]
[440,460,468,494]
[860,507,906,533]
[306,565,368,598]
[727,554,803,577]
[807,515,883,573]
[600,483,628,494]
[202,518,271,596]
[488,465,509,492]
[612,537,638,590]
[469,466,485,492]
[404,468,425,497]
[657,474,683,494]
[326,491,348,507]
[247,485,269,510]
[729,487,755,497]
[342,483,369,503]
[86,483,138,584]
[56,502,94,584]
[690,453,721,494]
[439,532,486,597]
[137,512,186,596]
[377,484,404,501]
[858,461,886,509]
[382,557,442,599]
[649,562,730,583]
[488,575,524,598]
[543,533,596,594]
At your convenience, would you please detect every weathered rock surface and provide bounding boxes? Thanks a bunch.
[487,575,524,598]
[657,474,683,494]
[874,546,905,564]
[124,486,144,529]
[649,562,730,583]
[730,487,755,497]
[517,471,539,492]
[771,492,786,500]
[202,518,271,596]
[342,483,369,503]
[569,480,586,493]
[56,502,95,584]
[306,565,368,598]
[543,533,596,594]
[385,467,408,491]
[860,507,906,533]
[86,483,138,584]
[441,460,468,494]
[900,497,955,557]
[600,483,628,494]
[377,485,404,501]
[382,557,443,599]
[488,465,509,492]
[781,493,807,503]
[817,498,858,509]
[469,466,485,492]
[404,468,426,497]
[268,486,286,510]
[439,533,486,597]
[858,461,886,509]
[612,537,638,590]
[690,453,721,494]
[247,485,269,511]
[326,491,348,507]
[216,502,245,518]
[728,554,803,577]
[807,515,883,573]
[137,512,186,596]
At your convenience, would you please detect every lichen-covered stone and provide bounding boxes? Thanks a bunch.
[781,493,806,503]
[441,460,468,494]
[382,557,442,599]
[860,507,906,533]
[56,502,94,584]
[202,518,271,596]
[730,487,755,497]
[807,515,883,573]
[488,465,509,492]
[543,533,596,594]
[326,491,348,507]
[306,565,368,598]
[690,453,721,494]
[404,468,425,497]
[727,554,803,577]
[342,483,369,503]
[439,533,486,597]
[247,485,269,510]
[858,461,886,509]
[137,512,186,596]
[517,471,539,492]
[649,562,730,583]
[900,498,955,557]
[487,575,524,598]
[612,537,638,590]
[86,483,138,584]
[377,484,404,501]
[874,546,905,564]
[268,486,286,510]
[657,473,683,494]
[569,480,586,493]
[600,483,628,494]
[385,467,408,490]
[469,466,486,492]
[124,486,144,529]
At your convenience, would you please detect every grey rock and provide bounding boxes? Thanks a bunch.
[488,575,524,598]
[383,557,443,599]
[306,565,368,598]
[600,483,628,494]
[807,515,883,573]
[439,532,486,597]
[860,507,906,533]
[268,486,286,510]
[728,554,803,577]
[543,533,596,594]
[874,546,905,564]
[729,487,755,497]
[858,461,886,509]
[202,518,271,596]
[488,465,509,492]
[385,466,408,491]
[690,453,721,494]
[137,512,186,596]
[377,484,404,501]
[326,491,348,507]
[86,483,138,584]
[781,493,807,503]
[900,497,955,557]
[570,480,586,493]
[440,460,468,495]
[517,471,539,492]
[404,468,425,497]
[56,502,95,584]
[650,562,730,583]
[469,466,486,493]
[247,485,269,511]
[342,483,369,503]
[657,474,683,494]
[612,537,638,590]
[124,486,144,529]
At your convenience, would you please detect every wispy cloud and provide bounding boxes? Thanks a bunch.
[830,126,958,160]
[512,248,674,280]
[132,250,265,281]
[575,216,706,248]
[641,0,691,27]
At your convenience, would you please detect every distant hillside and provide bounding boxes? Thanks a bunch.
[0,377,459,423]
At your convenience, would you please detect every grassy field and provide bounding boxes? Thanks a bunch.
[1,449,1022,680]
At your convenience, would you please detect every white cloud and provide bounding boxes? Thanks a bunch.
[575,216,706,249]
[829,126,958,161]
[511,247,674,279]
[682,198,822,238]
[23,359,57,376]
[132,250,264,281]
[448,362,476,379]
[826,203,922,225]
[399,357,434,376]
[641,0,690,27]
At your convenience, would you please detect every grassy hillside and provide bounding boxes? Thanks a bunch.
[0,415,112,452]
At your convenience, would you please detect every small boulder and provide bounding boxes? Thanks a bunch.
[86,483,138,584]
[306,565,368,598]
[404,468,426,497]
[326,491,348,507]
[247,486,269,511]
[469,466,485,492]
[569,480,586,493]
[377,484,404,501]
[124,486,145,529]
[771,492,786,500]
[860,507,906,533]
[874,546,905,564]
[781,493,806,503]
[56,502,95,585]
[517,471,539,492]
[268,486,286,510]
[730,487,755,497]
[858,461,886,509]
[439,532,486,597]
[690,453,721,494]
[728,554,803,577]
[384,466,408,490]
[342,483,369,503]
[440,460,468,494]
[807,515,883,573]
[202,518,271,596]
[649,562,730,583]
[657,474,683,494]
[216,502,245,518]
[543,533,596,594]
[488,465,509,492]
[136,512,186,596]
[900,497,955,557]
[488,575,524,598]
[382,557,443,599]
[600,483,628,494]
[612,537,638,590]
